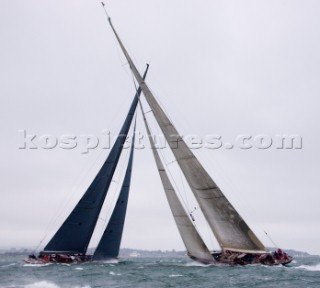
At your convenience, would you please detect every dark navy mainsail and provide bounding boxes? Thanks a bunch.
[43,66,149,255]
[93,121,136,260]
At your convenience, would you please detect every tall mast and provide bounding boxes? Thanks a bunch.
[102,5,266,253]
[93,66,149,260]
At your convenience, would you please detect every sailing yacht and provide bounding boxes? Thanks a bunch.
[24,66,149,264]
[103,5,292,266]
[25,4,292,266]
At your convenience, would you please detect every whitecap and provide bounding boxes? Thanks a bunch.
[184,261,213,267]
[0,263,16,268]
[169,274,183,277]
[74,267,84,270]
[23,263,52,267]
[109,271,121,276]
[295,263,320,272]
[94,258,119,265]
[103,259,119,264]
[25,281,60,288]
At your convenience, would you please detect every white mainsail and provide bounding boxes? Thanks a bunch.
[139,101,214,263]
[106,16,266,254]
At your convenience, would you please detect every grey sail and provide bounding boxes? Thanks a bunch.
[43,65,149,255]
[93,121,137,260]
[106,16,266,253]
[140,101,214,264]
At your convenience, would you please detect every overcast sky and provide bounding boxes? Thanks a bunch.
[1,0,320,255]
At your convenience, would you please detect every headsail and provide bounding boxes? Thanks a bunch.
[43,65,149,255]
[105,13,266,253]
[93,120,137,260]
[140,101,214,264]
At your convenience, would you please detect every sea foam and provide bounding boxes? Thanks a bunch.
[0,263,16,268]
[295,263,320,272]
[168,274,183,277]
[184,261,213,268]
[24,282,91,288]
[25,281,60,288]
[23,263,52,267]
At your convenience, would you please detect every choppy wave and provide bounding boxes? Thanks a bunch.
[184,261,214,268]
[109,271,121,276]
[1,256,319,288]
[101,258,119,264]
[23,263,52,267]
[24,282,91,288]
[295,263,320,272]
[25,281,60,288]
[0,263,16,268]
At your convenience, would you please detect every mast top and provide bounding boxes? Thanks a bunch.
[101,2,111,22]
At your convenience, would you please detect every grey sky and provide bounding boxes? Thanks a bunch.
[1,1,320,255]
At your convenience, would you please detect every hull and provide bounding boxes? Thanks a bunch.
[23,254,92,265]
[211,251,293,266]
[24,252,292,266]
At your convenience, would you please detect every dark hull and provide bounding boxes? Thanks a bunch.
[24,252,293,266]
[23,254,92,265]
[211,252,293,266]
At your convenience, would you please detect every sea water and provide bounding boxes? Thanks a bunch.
[1,255,320,288]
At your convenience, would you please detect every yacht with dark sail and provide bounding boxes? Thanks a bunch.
[24,65,149,264]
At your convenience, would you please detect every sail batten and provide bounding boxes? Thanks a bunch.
[107,18,266,253]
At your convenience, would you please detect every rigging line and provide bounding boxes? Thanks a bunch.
[101,2,139,85]
[139,75,190,143]
[101,2,146,79]
[157,144,195,216]
[140,96,168,154]
[34,141,112,253]
[204,214,217,251]
[101,2,110,20]
[166,159,177,165]
[130,69,139,93]
[101,117,135,223]
[156,146,210,237]
[134,79,191,215]
[140,100,192,214]
[101,3,176,134]
[180,168,190,212]
[143,112,191,213]
[140,103,207,242]
[264,231,279,249]
[135,84,199,227]
[146,87,177,132]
